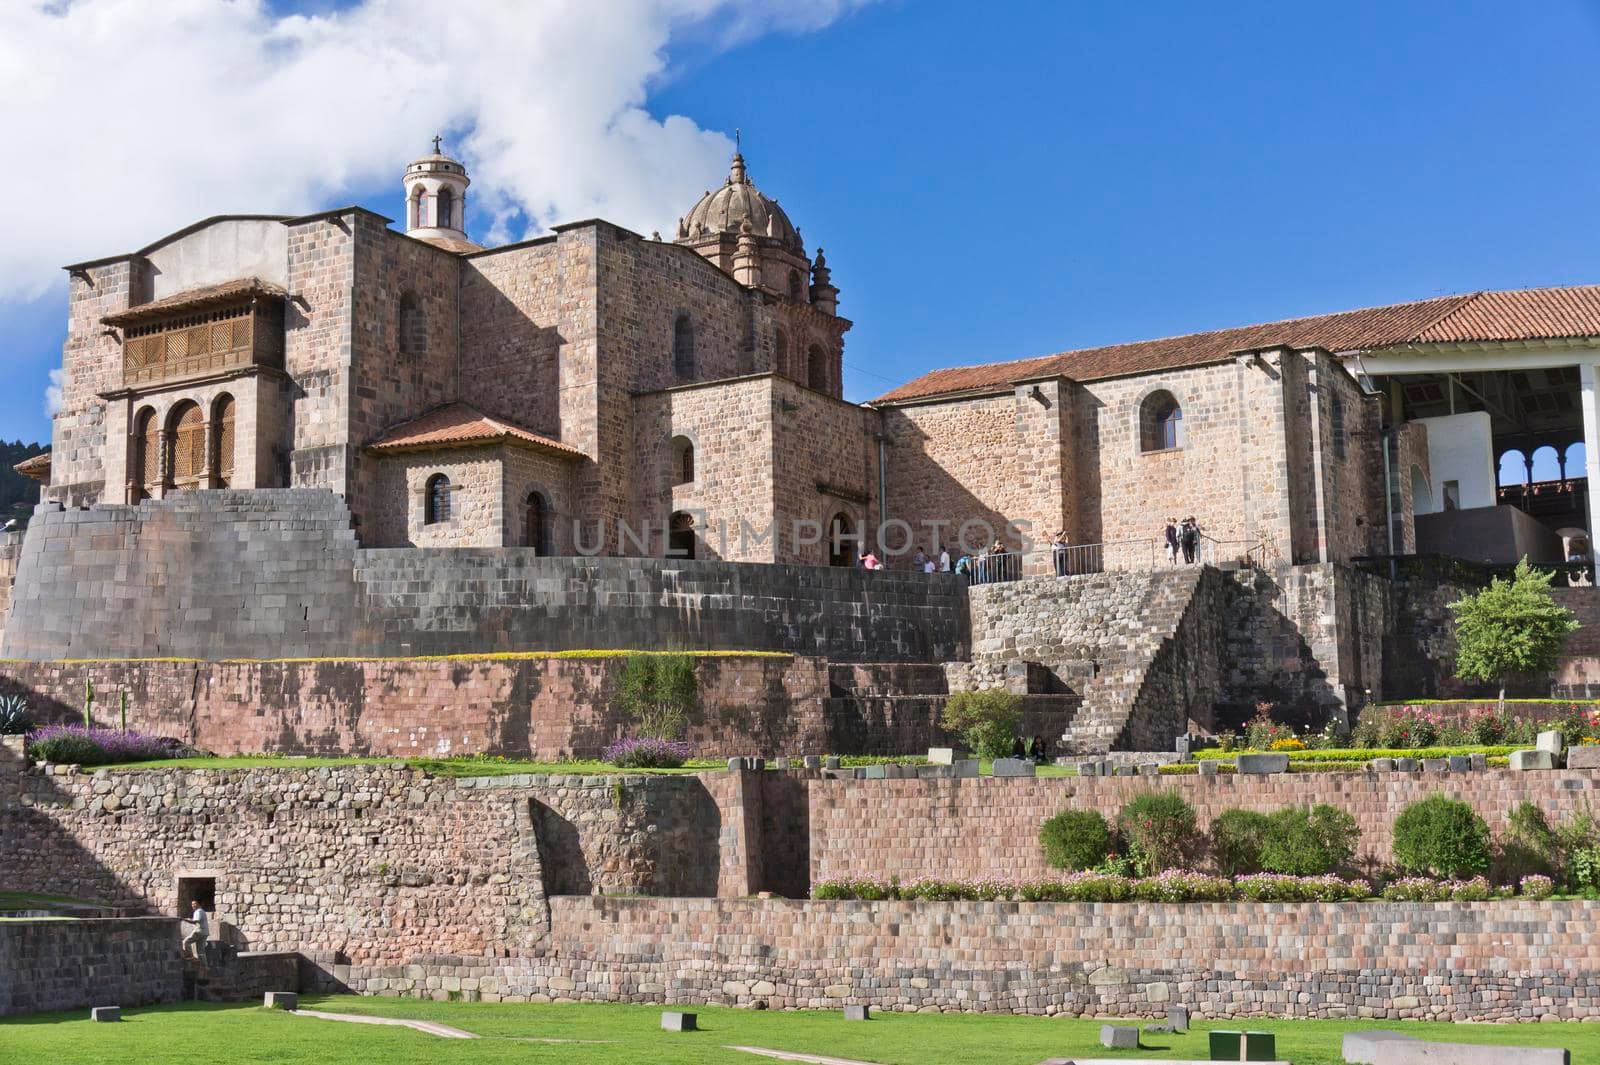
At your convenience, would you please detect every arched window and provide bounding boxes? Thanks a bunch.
[1411,464,1433,515]
[1566,441,1587,482]
[789,269,804,300]
[670,435,694,486]
[436,186,455,229]
[132,406,158,501]
[1531,444,1560,483]
[673,314,695,377]
[668,511,696,560]
[1330,395,1347,460]
[408,186,423,230]
[398,291,426,357]
[1498,449,1529,487]
[774,328,789,375]
[1139,390,1183,452]
[807,344,827,393]
[166,401,205,490]
[524,491,549,554]
[829,512,857,568]
[211,394,235,488]
[424,473,451,525]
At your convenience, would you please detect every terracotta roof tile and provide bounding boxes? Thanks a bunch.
[13,451,49,481]
[366,403,585,459]
[102,277,287,327]
[873,286,1600,404]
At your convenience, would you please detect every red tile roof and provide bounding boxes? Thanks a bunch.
[366,403,585,459]
[872,285,1600,404]
[102,277,286,327]
[13,451,49,482]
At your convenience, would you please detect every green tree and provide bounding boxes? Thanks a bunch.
[940,689,1022,759]
[1448,557,1579,709]
[616,654,697,740]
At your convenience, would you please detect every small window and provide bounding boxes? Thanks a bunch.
[424,473,451,525]
[1331,396,1347,460]
[668,511,696,559]
[673,314,695,377]
[436,187,455,229]
[399,291,426,357]
[1139,390,1183,453]
[670,435,694,486]
[789,269,804,300]
[1443,480,1460,511]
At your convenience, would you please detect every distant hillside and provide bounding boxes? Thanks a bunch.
[0,441,47,517]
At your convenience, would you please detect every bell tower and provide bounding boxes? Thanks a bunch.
[402,137,474,250]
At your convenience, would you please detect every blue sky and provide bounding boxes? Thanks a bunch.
[8,0,1600,486]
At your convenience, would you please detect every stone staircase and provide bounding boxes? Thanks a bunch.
[1058,567,1209,755]
[181,945,299,1002]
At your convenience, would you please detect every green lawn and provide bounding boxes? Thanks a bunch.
[0,997,1591,1065]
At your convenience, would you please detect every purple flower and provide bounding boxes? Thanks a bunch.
[602,736,694,768]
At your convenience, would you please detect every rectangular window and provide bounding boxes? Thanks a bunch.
[1443,480,1460,511]
[177,875,216,914]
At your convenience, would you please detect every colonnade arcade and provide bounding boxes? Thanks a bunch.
[128,393,236,501]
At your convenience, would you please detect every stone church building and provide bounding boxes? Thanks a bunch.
[28,143,1600,572]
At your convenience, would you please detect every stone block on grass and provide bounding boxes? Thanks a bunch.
[1077,761,1099,776]
[1167,1005,1190,1032]
[262,992,298,1010]
[1422,758,1449,773]
[1469,752,1488,771]
[927,747,968,766]
[863,764,888,779]
[824,756,841,769]
[1568,745,1600,769]
[1100,1024,1140,1049]
[1370,1040,1569,1065]
[1369,758,1395,772]
[1511,749,1556,771]
[90,1006,121,1022]
[774,757,789,770]
[661,1011,697,1032]
[952,759,980,778]
[1236,753,1289,775]
[843,1004,870,1021]
[1396,757,1418,772]
[803,755,822,769]
[1448,755,1472,773]
[1197,760,1219,777]
[991,758,1036,778]
[1537,730,1565,758]
[1139,763,1160,777]
[1342,1029,1417,1064]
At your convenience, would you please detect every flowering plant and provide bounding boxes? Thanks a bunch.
[601,736,693,769]
[25,724,187,767]
[1234,873,1371,902]
[1519,874,1556,899]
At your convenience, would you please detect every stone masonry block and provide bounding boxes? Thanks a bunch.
[1511,749,1556,771]
[843,1004,870,1020]
[1236,753,1289,775]
[991,758,1036,778]
[1343,1030,1418,1065]
[1371,1041,1568,1065]
[1100,1024,1139,1049]
[1567,745,1600,770]
[661,1011,697,1032]
[91,1006,121,1022]
[1537,731,1565,758]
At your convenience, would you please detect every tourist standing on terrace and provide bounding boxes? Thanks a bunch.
[184,901,210,962]
[1180,517,1201,564]
[1164,518,1179,564]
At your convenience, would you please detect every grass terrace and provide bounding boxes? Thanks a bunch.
[0,998,1591,1064]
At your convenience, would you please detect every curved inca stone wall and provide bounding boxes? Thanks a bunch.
[1,490,968,661]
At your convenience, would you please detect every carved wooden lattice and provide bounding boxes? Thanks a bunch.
[168,404,205,489]
[214,397,235,487]
[136,410,160,498]
[121,302,281,388]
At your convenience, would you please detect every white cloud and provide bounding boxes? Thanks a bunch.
[1,0,871,304]
[44,368,64,416]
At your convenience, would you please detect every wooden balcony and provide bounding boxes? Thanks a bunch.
[122,303,284,389]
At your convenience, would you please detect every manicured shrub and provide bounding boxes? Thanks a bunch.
[1210,809,1270,876]
[1129,870,1233,902]
[1117,792,1197,875]
[1392,795,1491,879]
[1258,805,1359,876]
[940,689,1022,760]
[1449,875,1495,901]
[1039,809,1113,872]
[602,736,693,769]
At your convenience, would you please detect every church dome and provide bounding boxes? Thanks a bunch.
[678,153,802,252]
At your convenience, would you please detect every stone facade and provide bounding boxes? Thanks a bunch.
[0,917,183,1016]
[805,771,1600,885]
[10,758,1600,1018]
[0,655,832,760]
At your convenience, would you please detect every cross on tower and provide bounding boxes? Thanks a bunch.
[735,128,741,152]
[432,134,443,155]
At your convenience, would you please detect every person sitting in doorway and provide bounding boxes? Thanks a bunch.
[1031,734,1052,764]
[1010,735,1027,759]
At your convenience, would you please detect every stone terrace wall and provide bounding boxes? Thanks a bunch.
[534,896,1600,1021]
[0,917,183,1016]
[0,654,831,760]
[1,490,967,663]
[808,770,1600,884]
